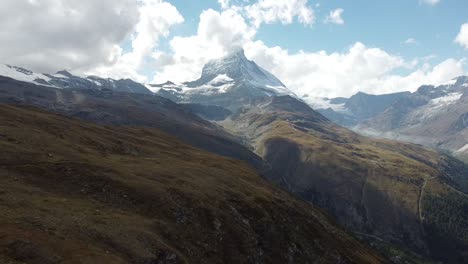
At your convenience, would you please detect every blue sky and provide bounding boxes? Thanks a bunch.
[164,0,467,64]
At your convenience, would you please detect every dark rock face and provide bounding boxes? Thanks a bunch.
[450,112,468,132]
[344,91,411,121]
[182,103,232,121]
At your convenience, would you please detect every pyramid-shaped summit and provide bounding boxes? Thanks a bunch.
[186,48,288,92]
[154,48,295,110]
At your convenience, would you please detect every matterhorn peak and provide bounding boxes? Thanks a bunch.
[223,47,247,59]
[155,46,295,110]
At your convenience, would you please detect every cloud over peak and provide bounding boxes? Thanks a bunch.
[455,23,468,49]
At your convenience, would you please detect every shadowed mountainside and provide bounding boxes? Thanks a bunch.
[0,104,387,264]
[0,76,264,171]
[220,96,468,263]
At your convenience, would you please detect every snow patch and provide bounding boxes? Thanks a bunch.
[86,78,103,87]
[0,64,52,85]
[429,92,462,107]
[409,92,463,121]
[302,96,347,112]
[455,143,468,154]
[53,73,70,79]
[208,74,233,86]
[442,79,457,86]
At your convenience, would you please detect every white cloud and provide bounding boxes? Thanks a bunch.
[325,8,344,25]
[154,0,317,83]
[218,0,230,9]
[153,8,255,83]
[455,23,468,49]
[245,0,315,28]
[152,2,466,98]
[419,0,440,6]
[0,0,139,73]
[404,38,418,45]
[244,41,465,97]
[0,0,184,82]
[91,0,184,82]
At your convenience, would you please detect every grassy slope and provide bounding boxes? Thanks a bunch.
[0,105,387,264]
[221,96,468,263]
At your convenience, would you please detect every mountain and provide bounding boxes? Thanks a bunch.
[0,64,152,95]
[151,48,296,111]
[150,53,468,262]
[0,104,388,264]
[220,95,468,263]
[2,55,468,263]
[0,75,264,170]
[358,78,468,162]
[310,77,468,163]
[303,91,412,126]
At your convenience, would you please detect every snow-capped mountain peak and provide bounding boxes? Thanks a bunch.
[185,48,292,96]
[151,48,297,110]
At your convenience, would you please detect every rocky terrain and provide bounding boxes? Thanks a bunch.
[310,77,468,163]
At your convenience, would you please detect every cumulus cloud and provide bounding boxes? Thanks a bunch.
[325,8,345,25]
[419,0,440,6]
[152,2,465,98]
[153,8,256,83]
[404,38,418,45]
[455,23,468,49]
[245,0,315,28]
[0,0,139,73]
[244,41,465,97]
[91,0,184,81]
[218,0,230,9]
[0,0,183,82]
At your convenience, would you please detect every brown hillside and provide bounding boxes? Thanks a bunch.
[0,104,387,264]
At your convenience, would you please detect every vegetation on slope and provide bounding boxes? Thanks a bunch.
[221,96,468,263]
[0,105,387,264]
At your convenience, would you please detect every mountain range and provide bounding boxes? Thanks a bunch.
[1,49,467,263]
[311,77,468,164]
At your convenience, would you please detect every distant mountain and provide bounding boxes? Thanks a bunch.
[151,48,296,110]
[303,91,412,126]
[310,77,468,162]
[0,64,152,94]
